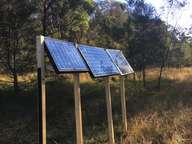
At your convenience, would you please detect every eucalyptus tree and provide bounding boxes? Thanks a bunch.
[86,0,128,49]
[37,0,95,42]
[0,0,36,92]
[125,0,167,87]
[157,0,190,89]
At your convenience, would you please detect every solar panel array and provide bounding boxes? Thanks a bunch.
[44,37,88,73]
[106,49,134,75]
[79,44,120,78]
[44,37,133,77]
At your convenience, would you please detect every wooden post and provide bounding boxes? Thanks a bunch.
[105,77,115,144]
[120,76,127,131]
[36,35,47,144]
[73,73,83,144]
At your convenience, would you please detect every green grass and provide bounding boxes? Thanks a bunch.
[0,68,192,144]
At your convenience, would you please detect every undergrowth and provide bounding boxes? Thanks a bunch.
[0,68,191,144]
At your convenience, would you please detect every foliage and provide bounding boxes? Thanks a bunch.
[37,0,95,41]
[0,0,37,91]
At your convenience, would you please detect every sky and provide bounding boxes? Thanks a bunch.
[145,0,192,30]
[97,0,192,31]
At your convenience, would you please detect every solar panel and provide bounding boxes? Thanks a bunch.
[44,37,88,73]
[106,49,134,75]
[79,44,120,78]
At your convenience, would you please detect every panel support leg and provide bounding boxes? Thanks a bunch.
[74,73,83,144]
[105,77,115,144]
[36,35,46,144]
[120,76,127,132]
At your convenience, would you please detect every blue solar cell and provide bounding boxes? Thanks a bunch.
[44,37,88,73]
[79,44,120,77]
[106,49,134,75]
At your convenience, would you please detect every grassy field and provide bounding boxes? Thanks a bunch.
[0,68,191,144]
[125,68,192,144]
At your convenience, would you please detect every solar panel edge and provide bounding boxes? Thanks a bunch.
[78,45,120,78]
[44,37,89,73]
[76,46,94,76]
[78,46,96,78]
[44,43,60,74]
[44,36,75,45]
[120,54,134,75]
[45,41,88,74]
[117,50,134,74]
[106,49,134,75]
[106,49,123,75]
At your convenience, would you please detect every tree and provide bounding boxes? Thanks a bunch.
[125,0,166,87]
[157,0,189,89]
[36,0,95,41]
[86,1,128,48]
[0,0,36,92]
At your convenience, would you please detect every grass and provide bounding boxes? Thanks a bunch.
[125,67,192,144]
[0,67,192,144]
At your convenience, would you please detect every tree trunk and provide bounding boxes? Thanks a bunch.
[142,66,146,88]
[157,65,163,90]
[133,72,136,81]
[13,72,18,93]
[13,31,19,94]
[43,0,47,36]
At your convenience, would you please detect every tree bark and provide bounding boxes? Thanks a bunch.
[13,72,18,93]
[158,65,163,90]
[13,33,19,93]
[142,65,146,88]
[43,0,47,36]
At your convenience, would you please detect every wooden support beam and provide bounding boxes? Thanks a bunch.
[120,76,127,131]
[105,77,115,144]
[36,35,47,144]
[74,73,83,144]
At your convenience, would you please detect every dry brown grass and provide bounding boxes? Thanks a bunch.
[0,73,36,84]
[124,67,192,144]
[146,67,192,82]
[1,67,191,84]
[0,67,192,144]
[0,74,11,82]
[126,108,192,144]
